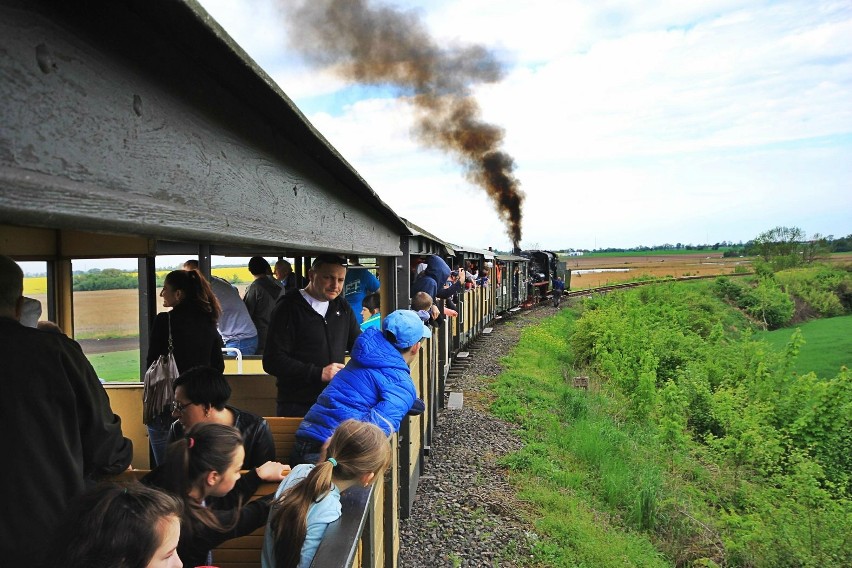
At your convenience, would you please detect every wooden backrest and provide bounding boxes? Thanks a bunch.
[265,417,302,464]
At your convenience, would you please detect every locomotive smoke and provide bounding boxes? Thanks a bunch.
[281,0,525,248]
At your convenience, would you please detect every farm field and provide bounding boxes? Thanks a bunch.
[560,252,751,289]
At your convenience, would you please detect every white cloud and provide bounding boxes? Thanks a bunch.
[196,0,852,250]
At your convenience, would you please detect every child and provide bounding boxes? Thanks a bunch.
[48,482,184,568]
[263,420,391,568]
[360,291,381,330]
[143,422,289,568]
[289,309,429,465]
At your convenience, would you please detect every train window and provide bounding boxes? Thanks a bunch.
[71,258,140,383]
[18,261,49,325]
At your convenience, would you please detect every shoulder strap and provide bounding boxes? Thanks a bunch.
[167,311,173,353]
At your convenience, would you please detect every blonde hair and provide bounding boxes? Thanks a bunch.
[269,420,390,568]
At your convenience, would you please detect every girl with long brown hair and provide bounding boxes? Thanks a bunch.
[143,422,288,568]
[262,419,391,568]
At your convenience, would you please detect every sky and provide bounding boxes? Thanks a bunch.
[194,0,851,252]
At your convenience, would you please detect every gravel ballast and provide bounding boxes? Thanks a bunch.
[399,306,552,567]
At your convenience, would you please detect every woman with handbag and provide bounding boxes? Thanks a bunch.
[146,269,224,466]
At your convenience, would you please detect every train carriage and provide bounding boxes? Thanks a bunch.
[0,1,506,566]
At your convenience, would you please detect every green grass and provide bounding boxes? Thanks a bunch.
[756,315,852,378]
[491,311,672,567]
[88,349,141,382]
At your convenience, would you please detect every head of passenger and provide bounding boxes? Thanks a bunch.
[160,422,245,504]
[410,291,434,323]
[383,309,432,363]
[171,366,232,431]
[248,256,272,277]
[361,292,381,323]
[274,259,292,281]
[304,255,347,302]
[0,254,24,320]
[182,259,199,271]
[48,482,183,568]
[161,269,221,322]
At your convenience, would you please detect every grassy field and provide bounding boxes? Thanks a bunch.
[756,314,852,378]
[89,350,141,382]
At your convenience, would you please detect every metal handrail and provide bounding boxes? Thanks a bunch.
[221,347,243,374]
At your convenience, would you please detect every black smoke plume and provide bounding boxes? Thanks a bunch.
[281,0,525,248]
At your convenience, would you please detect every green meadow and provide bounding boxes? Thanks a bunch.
[757,315,852,379]
[89,350,141,382]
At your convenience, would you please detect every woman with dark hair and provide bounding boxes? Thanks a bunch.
[146,269,225,466]
[48,482,184,568]
[167,366,275,508]
[143,423,288,568]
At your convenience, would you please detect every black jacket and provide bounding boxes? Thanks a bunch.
[262,289,360,407]
[147,303,224,373]
[168,405,274,509]
[0,318,132,565]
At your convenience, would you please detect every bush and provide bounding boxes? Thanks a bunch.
[73,268,138,291]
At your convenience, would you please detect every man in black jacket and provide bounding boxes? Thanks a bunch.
[0,255,133,566]
[263,254,361,417]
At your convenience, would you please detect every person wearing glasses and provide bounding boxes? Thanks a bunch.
[263,254,361,417]
[166,365,275,509]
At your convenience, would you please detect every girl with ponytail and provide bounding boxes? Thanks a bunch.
[143,422,289,568]
[146,268,225,466]
[262,419,391,568]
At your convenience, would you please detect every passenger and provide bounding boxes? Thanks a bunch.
[410,255,450,300]
[289,310,430,465]
[263,254,360,417]
[343,257,380,325]
[360,291,381,331]
[436,269,462,314]
[184,260,259,357]
[263,420,392,568]
[47,482,183,568]
[143,423,289,568]
[167,366,275,509]
[0,255,133,565]
[411,290,439,325]
[552,275,566,308]
[243,256,281,355]
[147,269,224,466]
[477,267,490,287]
[274,259,301,292]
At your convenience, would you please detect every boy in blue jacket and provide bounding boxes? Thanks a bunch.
[290,309,430,465]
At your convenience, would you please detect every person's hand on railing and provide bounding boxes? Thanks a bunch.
[256,461,290,481]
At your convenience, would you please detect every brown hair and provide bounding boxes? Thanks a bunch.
[48,482,183,568]
[269,420,391,568]
[165,269,221,322]
[151,422,243,537]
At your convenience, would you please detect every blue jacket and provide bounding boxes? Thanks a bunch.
[411,255,450,299]
[296,328,417,443]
